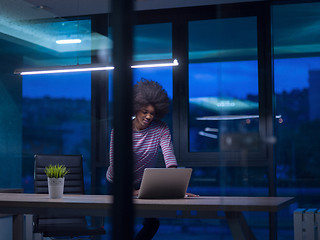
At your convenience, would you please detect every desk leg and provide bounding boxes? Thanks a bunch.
[12,214,23,240]
[225,212,257,240]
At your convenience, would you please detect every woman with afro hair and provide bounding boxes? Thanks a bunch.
[106,79,197,240]
[106,79,175,240]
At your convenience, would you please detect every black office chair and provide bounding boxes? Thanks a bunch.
[33,154,106,239]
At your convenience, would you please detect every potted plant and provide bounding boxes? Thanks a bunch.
[44,164,69,199]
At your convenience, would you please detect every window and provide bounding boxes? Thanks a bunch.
[22,72,91,192]
[273,2,320,206]
[21,18,92,193]
[133,23,172,61]
[187,17,259,158]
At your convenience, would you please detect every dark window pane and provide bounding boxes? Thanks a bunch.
[189,17,259,152]
[134,23,172,61]
[22,72,91,193]
[273,2,320,207]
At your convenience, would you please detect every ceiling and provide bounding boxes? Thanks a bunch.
[0,0,260,61]
[2,0,320,69]
[23,0,260,18]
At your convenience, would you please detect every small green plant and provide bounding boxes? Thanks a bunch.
[44,164,69,178]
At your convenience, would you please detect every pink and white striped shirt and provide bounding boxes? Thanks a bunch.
[106,120,177,187]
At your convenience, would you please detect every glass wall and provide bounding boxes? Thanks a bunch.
[274,1,320,204]
[273,2,320,238]
[0,11,96,192]
[2,1,319,239]
[0,52,22,189]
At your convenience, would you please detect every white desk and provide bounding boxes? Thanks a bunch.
[0,193,294,240]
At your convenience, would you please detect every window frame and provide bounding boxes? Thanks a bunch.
[93,3,274,191]
[133,3,273,167]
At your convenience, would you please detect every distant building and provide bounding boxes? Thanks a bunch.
[308,70,320,120]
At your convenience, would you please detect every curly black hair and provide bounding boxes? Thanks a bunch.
[133,79,170,119]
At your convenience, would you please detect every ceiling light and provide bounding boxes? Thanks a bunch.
[56,39,82,44]
[33,5,52,10]
[15,64,114,75]
[131,59,179,68]
[15,59,179,75]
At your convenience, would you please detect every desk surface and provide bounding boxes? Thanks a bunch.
[0,193,295,240]
[0,193,294,214]
[0,189,23,193]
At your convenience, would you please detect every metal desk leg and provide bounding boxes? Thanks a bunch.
[225,212,257,240]
[13,214,23,240]
[25,215,33,240]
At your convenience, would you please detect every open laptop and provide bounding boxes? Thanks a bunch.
[137,168,192,199]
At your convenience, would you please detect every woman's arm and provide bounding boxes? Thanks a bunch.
[159,124,178,168]
[106,129,114,182]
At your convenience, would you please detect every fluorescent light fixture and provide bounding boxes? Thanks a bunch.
[15,59,179,75]
[131,59,179,68]
[15,64,115,76]
[56,39,82,44]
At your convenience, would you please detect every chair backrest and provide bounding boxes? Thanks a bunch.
[33,154,106,238]
[33,154,88,233]
[34,154,85,194]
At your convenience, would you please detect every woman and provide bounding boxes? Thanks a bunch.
[106,79,194,240]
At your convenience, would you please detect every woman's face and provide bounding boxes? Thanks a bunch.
[135,105,155,130]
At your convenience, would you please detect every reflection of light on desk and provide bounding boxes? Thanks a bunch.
[198,131,218,139]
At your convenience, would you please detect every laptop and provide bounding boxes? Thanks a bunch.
[137,168,192,199]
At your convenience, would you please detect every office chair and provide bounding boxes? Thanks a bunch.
[33,154,106,239]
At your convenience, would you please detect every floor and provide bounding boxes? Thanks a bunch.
[101,216,294,240]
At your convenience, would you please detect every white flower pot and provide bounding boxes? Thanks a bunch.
[47,177,65,199]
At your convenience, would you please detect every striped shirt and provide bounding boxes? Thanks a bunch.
[106,120,177,187]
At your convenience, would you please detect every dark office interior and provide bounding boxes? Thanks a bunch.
[1,0,320,239]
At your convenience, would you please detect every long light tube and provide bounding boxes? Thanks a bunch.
[15,59,179,75]
[19,66,115,75]
[56,39,82,44]
[131,59,178,68]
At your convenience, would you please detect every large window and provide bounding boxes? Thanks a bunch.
[21,18,93,193]
[22,72,91,193]
[188,17,259,153]
[273,3,320,239]
[273,3,320,205]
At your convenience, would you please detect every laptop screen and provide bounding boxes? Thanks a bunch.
[137,168,192,199]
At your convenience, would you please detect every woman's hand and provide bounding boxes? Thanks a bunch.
[185,192,199,198]
[133,189,139,196]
